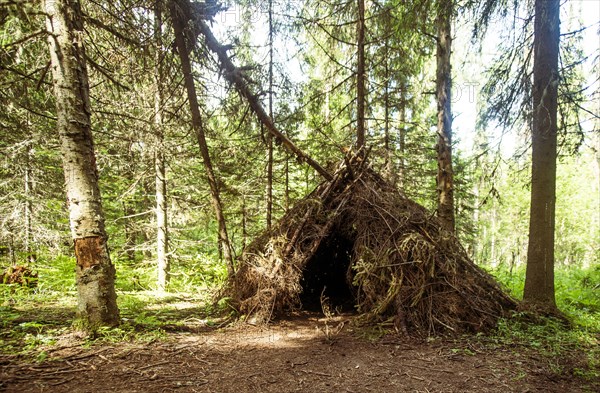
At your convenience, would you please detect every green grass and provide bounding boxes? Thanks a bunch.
[113,253,228,293]
[487,264,600,381]
[0,252,231,358]
[490,313,600,381]
[489,264,600,330]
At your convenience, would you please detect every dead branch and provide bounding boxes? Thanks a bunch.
[192,15,333,181]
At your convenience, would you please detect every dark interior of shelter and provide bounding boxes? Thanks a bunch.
[299,231,356,313]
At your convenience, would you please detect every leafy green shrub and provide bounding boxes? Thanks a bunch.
[555,266,600,330]
[488,264,526,298]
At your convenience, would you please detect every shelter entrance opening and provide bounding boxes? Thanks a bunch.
[299,232,356,313]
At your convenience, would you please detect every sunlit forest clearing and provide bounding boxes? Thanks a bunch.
[1,0,599,392]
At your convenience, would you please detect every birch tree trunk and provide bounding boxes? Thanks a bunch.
[24,136,34,262]
[154,0,169,292]
[523,0,560,309]
[43,0,119,328]
[435,0,455,232]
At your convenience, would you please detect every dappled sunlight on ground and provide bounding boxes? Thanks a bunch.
[1,293,598,393]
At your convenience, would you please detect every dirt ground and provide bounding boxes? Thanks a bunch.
[0,313,598,393]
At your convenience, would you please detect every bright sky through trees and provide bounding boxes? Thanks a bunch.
[211,0,599,155]
[449,0,598,154]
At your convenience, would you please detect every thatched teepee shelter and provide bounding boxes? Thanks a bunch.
[228,153,517,335]
[183,8,515,335]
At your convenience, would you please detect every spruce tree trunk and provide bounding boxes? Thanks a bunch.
[266,134,274,230]
[154,0,169,292]
[122,148,137,262]
[242,195,248,250]
[170,0,235,276]
[43,0,119,327]
[435,0,455,232]
[155,145,168,289]
[384,82,393,183]
[523,0,560,308]
[356,0,366,149]
[284,156,290,211]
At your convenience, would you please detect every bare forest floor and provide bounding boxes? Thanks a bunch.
[1,311,598,393]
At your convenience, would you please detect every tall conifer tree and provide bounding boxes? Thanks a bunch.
[523,0,560,308]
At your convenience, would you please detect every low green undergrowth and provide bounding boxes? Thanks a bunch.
[490,314,600,382]
[0,252,230,358]
[489,264,600,330]
[488,264,600,381]
[2,252,598,377]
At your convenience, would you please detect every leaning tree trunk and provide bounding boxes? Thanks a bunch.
[194,17,332,181]
[523,0,560,309]
[154,0,169,292]
[43,0,119,327]
[170,0,235,276]
[435,0,455,232]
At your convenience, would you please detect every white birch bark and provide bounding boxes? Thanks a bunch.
[43,0,119,327]
[154,0,169,292]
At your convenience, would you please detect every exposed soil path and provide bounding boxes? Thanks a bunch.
[1,314,597,393]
